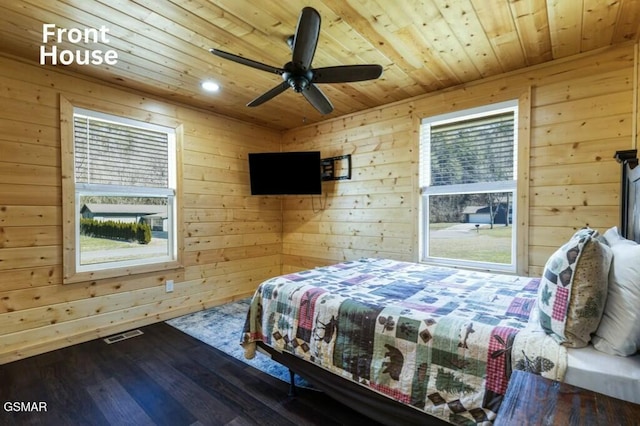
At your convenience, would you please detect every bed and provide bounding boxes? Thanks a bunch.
[241,149,640,425]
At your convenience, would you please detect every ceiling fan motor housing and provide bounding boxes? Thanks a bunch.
[282,63,313,92]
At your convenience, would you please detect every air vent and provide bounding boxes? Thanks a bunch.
[103,329,144,344]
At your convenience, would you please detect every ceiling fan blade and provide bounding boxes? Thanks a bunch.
[313,64,383,83]
[209,48,283,75]
[302,84,333,115]
[292,7,321,71]
[247,81,290,107]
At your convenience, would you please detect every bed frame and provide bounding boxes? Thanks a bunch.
[615,149,639,243]
[260,343,448,425]
[257,149,639,425]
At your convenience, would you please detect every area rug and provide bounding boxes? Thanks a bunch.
[166,298,309,387]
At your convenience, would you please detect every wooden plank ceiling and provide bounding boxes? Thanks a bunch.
[1,0,639,130]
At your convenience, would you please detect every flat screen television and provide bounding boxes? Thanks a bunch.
[248,151,322,195]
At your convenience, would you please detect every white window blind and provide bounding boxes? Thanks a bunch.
[74,115,169,188]
[420,102,518,191]
[428,112,514,187]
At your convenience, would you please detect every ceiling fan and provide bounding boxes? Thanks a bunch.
[209,7,383,115]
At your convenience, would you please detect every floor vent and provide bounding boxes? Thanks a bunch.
[103,329,144,344]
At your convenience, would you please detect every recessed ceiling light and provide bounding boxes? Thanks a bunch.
[201,81,220,92]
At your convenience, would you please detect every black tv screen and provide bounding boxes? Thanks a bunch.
[248,151,322,195]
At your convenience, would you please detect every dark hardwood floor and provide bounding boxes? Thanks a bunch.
[0,322,383,426]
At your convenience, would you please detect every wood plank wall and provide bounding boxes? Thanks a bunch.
[0,55,283,364]
[281,42,637,276]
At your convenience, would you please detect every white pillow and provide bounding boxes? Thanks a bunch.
[592,227,640,356]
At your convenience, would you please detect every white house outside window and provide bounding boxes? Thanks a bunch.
[420,100,518,272]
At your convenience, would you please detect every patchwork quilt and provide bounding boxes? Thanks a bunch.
[242,258,566,425]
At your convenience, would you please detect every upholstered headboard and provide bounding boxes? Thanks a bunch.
[615,149,640,243]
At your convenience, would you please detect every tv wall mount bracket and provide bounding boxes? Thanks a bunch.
[321,154,352,181]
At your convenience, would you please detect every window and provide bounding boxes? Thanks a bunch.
[419,100,518,272]
[61,98,182,283]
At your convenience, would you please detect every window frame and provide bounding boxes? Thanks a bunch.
[61,96,184,284]
[419,99,522,273]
